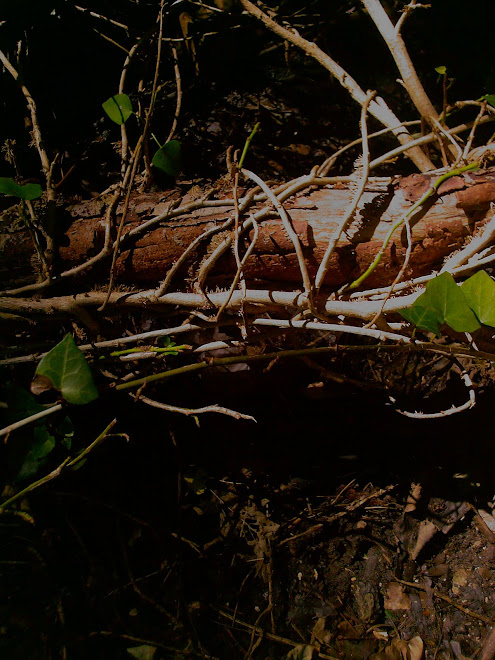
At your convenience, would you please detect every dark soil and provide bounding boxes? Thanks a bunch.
[2,357,495,659]
[3,2,495,658]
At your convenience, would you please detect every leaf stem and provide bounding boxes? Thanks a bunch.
[238,122,260,169]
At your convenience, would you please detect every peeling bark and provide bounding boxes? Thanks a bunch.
[1,168,495,293]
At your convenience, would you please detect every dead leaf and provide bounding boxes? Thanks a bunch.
[384,582,411,611]
[30,373,54,396]
[405,483,422,513]
[411,520,438,560]
[371,637,423,660]
[408,636,424,660]
[310,617,327,649]
[285,645,315,660]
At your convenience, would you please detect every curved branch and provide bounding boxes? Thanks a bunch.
[361,0,439,123]
[238,0,433,172]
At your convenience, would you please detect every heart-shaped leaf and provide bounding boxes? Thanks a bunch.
[429,272,480,332]
[461,269,495,326]
[480,94,495,108]
[102,93,134,125]
[152,140,182,176]
[399,305,440,335]
[35,334,98,405]
[15,426,56,482]
[0,177,42,200]
[127,645,157,660]
[399,272,480,334]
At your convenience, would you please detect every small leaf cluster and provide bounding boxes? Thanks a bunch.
[0,177,42,200]
[400,270,495,335]
[102,93,182,176]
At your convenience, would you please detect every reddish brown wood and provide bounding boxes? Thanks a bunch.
[1,168,495,292]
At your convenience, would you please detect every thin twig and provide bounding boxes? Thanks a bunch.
[119,40,142,176]
[0,420,118,512]
[0,404,63,439]
[217,609,338,660]
[242,168,313,303]
[215,215,259,321]
[165,45,182,143]
[390,359,475,418]
[238,0,433,171]
[137,394,256,422]
[462,101,488,161]
[253,318,410,343]
[317,120,421,177]
[73,5,129,30]
[101,2,166,310]
[315,90,375,292]
[368,114,494,169]
[0,50,56,201]
[365,211,413,327]
[395,578,494,625]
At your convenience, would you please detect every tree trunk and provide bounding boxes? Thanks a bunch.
[2,168,495,293]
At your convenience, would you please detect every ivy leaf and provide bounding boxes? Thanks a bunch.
[2,385,45,423]
[480,94,495,108]
[152,140,182,176]
[399,272,480,333]
[429,272,480,332]
[102,93,134,125]
[400,304,440,335]
[126,646,157,660]
[0,177,42,200]
[35,334,98,405]
[15,426,56,482]
[461,270,495,326]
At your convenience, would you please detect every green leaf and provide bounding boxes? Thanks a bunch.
[126,646,157,660]
[435,65,447,75]
[480,94,495,108]
[400,304,440,335]
[102,93,134,125]
[1,386,55,480]
[462,270,495,326]
[15,426,56,482]
[2,385,45,423]
[0,177,42,200]
[152,140,182,176]
[431,273,480,332]
[35,334,98,405]
[399,272,480,334]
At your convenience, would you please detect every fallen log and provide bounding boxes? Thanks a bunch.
[2,168,495,294]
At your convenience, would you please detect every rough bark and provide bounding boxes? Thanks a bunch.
[2,168,495,293]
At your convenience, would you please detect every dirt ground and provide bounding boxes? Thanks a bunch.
[3,356,495,659]
[4,11,495,657]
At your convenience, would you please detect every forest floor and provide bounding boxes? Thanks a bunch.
[4,356,495,660]
[3,57,495,660]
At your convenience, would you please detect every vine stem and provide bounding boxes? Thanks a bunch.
[347,162,479,290]
[0,419,118,512]
[114,341,495,393]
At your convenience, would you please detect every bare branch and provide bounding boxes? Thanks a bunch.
[238,0,433,172]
